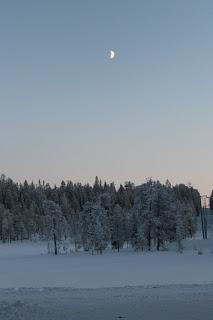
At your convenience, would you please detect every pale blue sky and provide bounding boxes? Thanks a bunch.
[0,0,213,194]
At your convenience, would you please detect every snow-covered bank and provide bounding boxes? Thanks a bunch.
[0,240,213,289]
[1,285,213,320]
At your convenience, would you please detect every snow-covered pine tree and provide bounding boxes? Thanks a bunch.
[80,201,109,254]
[111,204,126,252]
[132,180,177,251]
[132,179,156,251]
[0,205,14,243]
[175,201,185,253]
[152,182,176,251]
[43,200,68,255]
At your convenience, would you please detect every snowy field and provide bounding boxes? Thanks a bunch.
[0,239,213,289]
[1,285,213,320]
[0,217,213,319]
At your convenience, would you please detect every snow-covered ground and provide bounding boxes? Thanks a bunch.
[0,238,213,289]
[1,285,213,320]
[0,216,213,319]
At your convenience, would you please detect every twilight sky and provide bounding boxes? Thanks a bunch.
[0,0,213,194]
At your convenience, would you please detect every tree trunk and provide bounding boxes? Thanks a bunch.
[157,238,160,251]
[148,232,151,251]
[53,232,58,255]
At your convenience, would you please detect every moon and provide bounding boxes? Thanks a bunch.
[109,50,115,60]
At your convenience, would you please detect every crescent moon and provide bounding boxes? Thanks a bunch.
[110,50,115,59]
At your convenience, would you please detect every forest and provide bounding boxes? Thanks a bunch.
[0,174,201,254]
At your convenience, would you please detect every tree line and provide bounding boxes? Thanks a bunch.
[0,174,201,254]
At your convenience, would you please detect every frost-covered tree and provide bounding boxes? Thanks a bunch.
[173,184,198,238]
[43,200,68,255]
[0,205,14,243]
[111,204,126,252]
[0,174,201,251]
[153,182,177,251]
[132,179,156,251]
[80,201,109,254]
[175,201,185,253]
[132,180,176,251]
